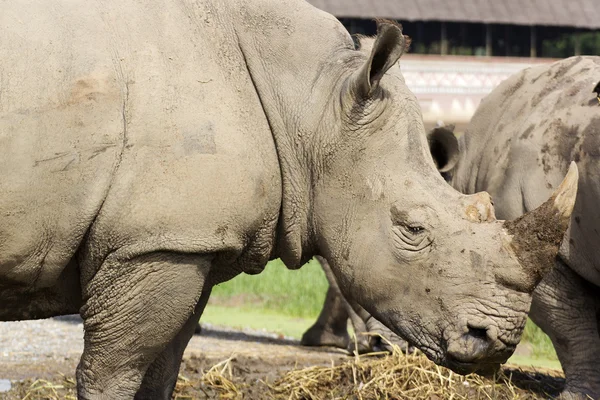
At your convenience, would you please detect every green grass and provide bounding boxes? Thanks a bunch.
[507,354,562,370]
[522,319,559,361]
[203,258,559,368]
[209,258,328,319]
[202,305,315,338]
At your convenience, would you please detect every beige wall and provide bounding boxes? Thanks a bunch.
[401,55,555,131]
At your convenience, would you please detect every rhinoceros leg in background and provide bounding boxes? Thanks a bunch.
[300,280,354,350]
[302,256,414,354]
[529,260,600,399]
[352,302,415,354]
[301,256,372,353]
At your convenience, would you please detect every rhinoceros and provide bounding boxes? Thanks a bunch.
[448,56,600,400]
[304,53,599,399]
[0,1,578,399]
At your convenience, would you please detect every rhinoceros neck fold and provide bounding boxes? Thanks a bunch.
[230,0,355,268]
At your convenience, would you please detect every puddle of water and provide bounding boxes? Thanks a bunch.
[0,379,11,392]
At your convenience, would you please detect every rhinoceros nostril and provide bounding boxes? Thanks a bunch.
[467,325,488,341]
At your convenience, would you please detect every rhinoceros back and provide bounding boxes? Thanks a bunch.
[455,56,600,286]
[0,2,126,287]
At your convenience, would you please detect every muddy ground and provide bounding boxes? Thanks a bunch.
[0,316,565,399]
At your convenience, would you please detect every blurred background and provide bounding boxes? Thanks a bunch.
[313,0,600,130]
[204,0,600,371]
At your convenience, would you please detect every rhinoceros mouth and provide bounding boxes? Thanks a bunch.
[443,358,501,376]
[415,337,506,376]
[416,345,491,375]
[407,339,499,376]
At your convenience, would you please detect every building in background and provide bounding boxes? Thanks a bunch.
[308,0,600,129]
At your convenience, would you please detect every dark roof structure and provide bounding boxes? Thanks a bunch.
[307,0,600,29]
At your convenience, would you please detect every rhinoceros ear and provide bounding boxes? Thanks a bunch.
[427,124,459,174]
[352,20,408,98]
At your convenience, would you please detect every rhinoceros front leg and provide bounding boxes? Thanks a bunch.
[135,289,212,400]
[301,256,372,353]
[76,252,210,400]
[529,259,600,400]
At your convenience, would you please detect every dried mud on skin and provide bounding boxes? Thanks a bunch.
[6,347,564,400]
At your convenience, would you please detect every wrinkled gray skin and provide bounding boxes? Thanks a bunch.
[308,54,599,399]
[0,1,578,399]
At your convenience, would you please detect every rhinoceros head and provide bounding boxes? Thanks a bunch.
[313,21,578,373]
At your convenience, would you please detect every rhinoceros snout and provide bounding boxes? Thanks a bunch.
[444,323,515,374]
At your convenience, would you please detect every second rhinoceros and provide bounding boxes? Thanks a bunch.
[0,1,577,399]
[448,56,600,400]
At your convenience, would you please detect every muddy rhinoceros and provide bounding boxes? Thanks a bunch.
[0,1,578,399]
[304,54,599,399]
[448,56,600,400]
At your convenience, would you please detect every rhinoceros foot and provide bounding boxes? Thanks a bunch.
[300,322,350,350]
[345,333,374,355]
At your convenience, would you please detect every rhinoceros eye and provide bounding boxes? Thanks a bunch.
[389,204,432,254]
[406,225,425,235]
[396,223,429,242]
[391,223,432,257]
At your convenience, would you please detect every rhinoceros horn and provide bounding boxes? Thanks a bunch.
[504,161,578,286]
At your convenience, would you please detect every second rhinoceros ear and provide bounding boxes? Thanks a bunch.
[351,20,408,98]
[427,124,459,174]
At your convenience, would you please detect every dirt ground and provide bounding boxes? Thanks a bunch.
[0,317,349,399]
[0,317,566,399]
